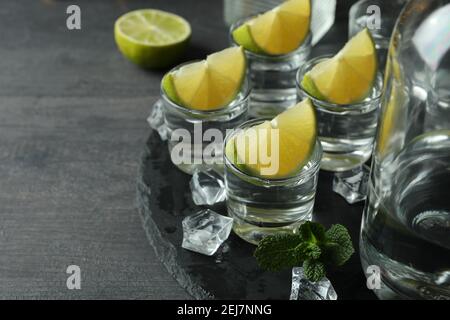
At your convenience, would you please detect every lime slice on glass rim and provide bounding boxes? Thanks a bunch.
[232,0,311,56]
[162,46,247,111]
[301,28,378,104]
[226,98,317,179]
[114,9,191,68]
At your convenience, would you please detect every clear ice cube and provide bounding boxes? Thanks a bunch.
[190,169,226,206]
[332,165,370,204]
[182,209,233,256]
[290,267,337,300]
[147,99,168,141]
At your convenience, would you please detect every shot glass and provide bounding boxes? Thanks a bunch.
[224,118,322,245]
[296,55,383,172]
[223,0,282,26]
[161,63,250,175]
[230,18,312,118]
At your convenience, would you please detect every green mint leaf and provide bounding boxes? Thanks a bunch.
[309,222,326,242]
[298,221,326,243]
[305,243,321,260]
[293,242,321,261]
[303,259,326,282]
[254,223,355,276]
[254,233,305,271]
[298,222,313,241]
[323,224,355,266]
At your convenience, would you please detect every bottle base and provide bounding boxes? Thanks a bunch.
[319,139,373,172]
[360,231,450,300]
[249,88,297,118]
[320,151,371,172]
[227,205,312,245]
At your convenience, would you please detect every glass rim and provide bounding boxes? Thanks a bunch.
[160,61,251,117]
[228,16,312,60]
[223,118,322,185]
[296,54,383,111]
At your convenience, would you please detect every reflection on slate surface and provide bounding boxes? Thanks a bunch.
[137,131,377,299]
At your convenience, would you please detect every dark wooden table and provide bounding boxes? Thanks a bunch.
[0,0,357,299]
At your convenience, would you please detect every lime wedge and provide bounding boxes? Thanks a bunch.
[376,59,406,157]
[235,121,274,176]
[301,73,326,101]
[232,0,311,56]
[114,9,191,68]
[225,136,238,165]
[162,47,246,110]
[232,98,317,179]
[303,28,377,104]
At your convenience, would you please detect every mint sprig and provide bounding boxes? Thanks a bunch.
[254,222,354,282]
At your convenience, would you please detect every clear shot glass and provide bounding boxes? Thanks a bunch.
[161,63,250,175]
[296,55,383,172]
[230,18,312,118]
[223,118,322,245]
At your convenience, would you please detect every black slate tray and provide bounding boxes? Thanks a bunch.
[137,131,377,299]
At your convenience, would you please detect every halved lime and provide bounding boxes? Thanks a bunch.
[233,98,317,179]
[302,28,377,104]
[162,47,246,111]
[232,0,311,56]
[114,9,191,68]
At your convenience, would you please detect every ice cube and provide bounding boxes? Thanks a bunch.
[290,267,337,300]
[332,165,370,204]
[190,168,226,206]
[182,209,233,256]
[147,99,167,141]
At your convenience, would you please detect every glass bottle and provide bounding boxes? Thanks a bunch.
[360,0,450,299]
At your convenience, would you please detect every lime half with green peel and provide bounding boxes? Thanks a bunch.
[230,98,317,179]
[232,0,311,56]
[301,73,326,101]
[114,9,191,69]
[302,28,377,104]
[162,46,246,111]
